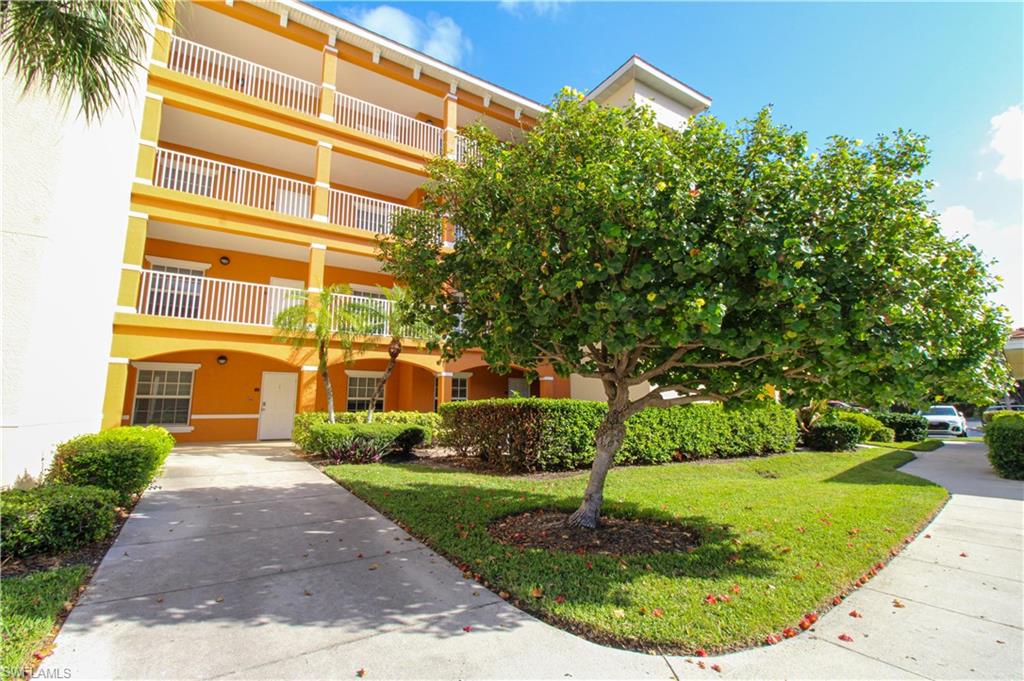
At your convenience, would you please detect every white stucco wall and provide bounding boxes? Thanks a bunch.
[2,73,147,486]
[631,81,696,131]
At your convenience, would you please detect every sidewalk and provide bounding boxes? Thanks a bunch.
[41,441,1022,679]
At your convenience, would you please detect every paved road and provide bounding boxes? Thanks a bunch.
[42,441,1022,680]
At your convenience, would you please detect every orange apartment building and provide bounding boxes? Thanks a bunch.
[101,0,712,442]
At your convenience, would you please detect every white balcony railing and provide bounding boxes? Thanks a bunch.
[167,36,321,117]
[154,149,313,219]
[454,134,480,164]
[327,188,419,235]
[334,92,443,156]
[137,270,305,326]
[330,293,429,339]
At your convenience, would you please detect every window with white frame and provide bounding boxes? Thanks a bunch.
[347,375,384,412]
[132,367,196,426]
[451,376,469,401]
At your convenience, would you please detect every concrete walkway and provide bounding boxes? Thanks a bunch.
[42,441,1022,680]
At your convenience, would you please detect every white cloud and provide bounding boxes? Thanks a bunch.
[986,105,1023,181]
[939,205,1023,325]
[498,0,566,17]
[346,6,471,66]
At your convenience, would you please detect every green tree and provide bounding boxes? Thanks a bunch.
[274,284,361,423]
[383,90,1013,528]
[1,0,170,121]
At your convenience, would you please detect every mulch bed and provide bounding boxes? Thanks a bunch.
[489,509,702,555]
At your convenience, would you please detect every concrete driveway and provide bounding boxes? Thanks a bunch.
[41,441,1022,680]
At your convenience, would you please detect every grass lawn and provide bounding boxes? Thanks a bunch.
[1,566,89,679]
[869,438,944,451]
[326,446,947,653]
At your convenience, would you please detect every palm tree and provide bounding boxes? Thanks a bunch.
[1,0,170,121]
[357,286,434,423]
[274,284,361,423]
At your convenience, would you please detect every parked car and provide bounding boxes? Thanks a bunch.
[918,405,968,437]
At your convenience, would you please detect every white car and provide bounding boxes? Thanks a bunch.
[919,405,968,437]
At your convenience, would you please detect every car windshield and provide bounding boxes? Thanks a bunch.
[925,406,957,416]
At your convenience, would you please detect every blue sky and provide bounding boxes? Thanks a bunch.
[315,1,1023,324]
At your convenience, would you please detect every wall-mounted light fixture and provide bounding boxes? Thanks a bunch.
[217,355,228,365]
[219,256,231,265]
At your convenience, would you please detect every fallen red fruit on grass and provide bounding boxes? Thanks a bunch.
[799,619,812,631]
[765,633,782,645]
[849,610,862,618]
[652,608,664,618]
[838,634,854,642]
[718,594,731,603]
[555,595,566,604]
[833,596,843,605]
[806,612,818,624]
[782,627,798,638]
[695,648,707,657]
[731,584,741,594]
[704,594,718,605]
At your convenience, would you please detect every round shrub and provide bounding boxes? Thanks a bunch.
[804,421,860,451]
[872,426,896,443]
[830,411,886,442]
[1,484,118,558]
[293,411,441,451]
[48,426,175,505]
[984,413,1024,480]
[871,412,928,442]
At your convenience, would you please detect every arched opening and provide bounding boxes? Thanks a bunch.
[121,349,298,442]
[319,358,438,414]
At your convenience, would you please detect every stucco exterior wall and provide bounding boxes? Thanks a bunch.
[2,72,147,486]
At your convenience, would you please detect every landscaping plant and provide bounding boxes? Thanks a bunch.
[829,411,887,442]
[293,411,440,451]
[385,89,1012,527]
[871,412,929,442]
[803,422,861,452]
[48,426,174,504]
[306,422,427,463]
[984,413,1024,479]
[1,484,118,558]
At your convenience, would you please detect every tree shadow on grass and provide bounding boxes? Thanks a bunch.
[824,449,943,487]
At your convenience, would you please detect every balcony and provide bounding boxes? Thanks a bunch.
[135,270,427,338]
[166,36,473,158]
[152,148,419,235]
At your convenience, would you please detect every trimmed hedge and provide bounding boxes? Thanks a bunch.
[804,421,860,451]
[871,426,896,443]
[830,411,887,442]
[984,413,1024,480]
[306,423,427,463]
[293,411,440,451]
[48,426,174,504]
[439,398,797,472]
[871,412,928,442]
[984,409,1021,424]
[1,485,118,558]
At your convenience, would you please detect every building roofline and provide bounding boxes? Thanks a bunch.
[268,0,548,117]
[587,55,712,112]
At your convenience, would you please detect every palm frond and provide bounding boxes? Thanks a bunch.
[1,0,171,121]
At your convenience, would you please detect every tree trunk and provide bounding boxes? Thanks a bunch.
[567,406,628,529]
[366,337,401,424]
[319,343,335,423]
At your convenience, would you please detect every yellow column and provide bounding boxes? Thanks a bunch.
[442,94,458,158]
[307,243,326,292]
[319,45,339,121]
[134,93,164,183]
[115,212,149,312]
[150,0,176,65]
[102,359,130,430]
[312,142,332,223]
[297,366,319,414]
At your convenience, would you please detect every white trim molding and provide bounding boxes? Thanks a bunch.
[131,361,202,371]
[137,139,158,148]
[109,357,130,365]
[144,256,213,271]
[539,376,555,381]
[191,414,260,420]
[301,365,319,372]
[121,263,143,272]
[317,141,333,149]
[308,287,323,293]
[127,210,149,220]
[135,177,153,185]
[438,371,454,378]
[144,92,164,102]
[310,242,327,250]
[312,214,330,223]
[319,113,335,122]
[345,369,385,379]
[116,305,138,314]
[165,426,195,433]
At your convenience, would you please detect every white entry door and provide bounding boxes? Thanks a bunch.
[508,377,531,398]
[257,371,299,440]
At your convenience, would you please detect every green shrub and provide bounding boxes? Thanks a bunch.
[440,399,797,472]
[1,485,118,558]
[48,426,174,504]
[871,426,896,443]
[830,411,886,442]
[293,411,441,451]
[804,422,860,451]
[871,412,928,442]
[984,414,1024,479]
[984,409,1020,424]
[306,423,426,463]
